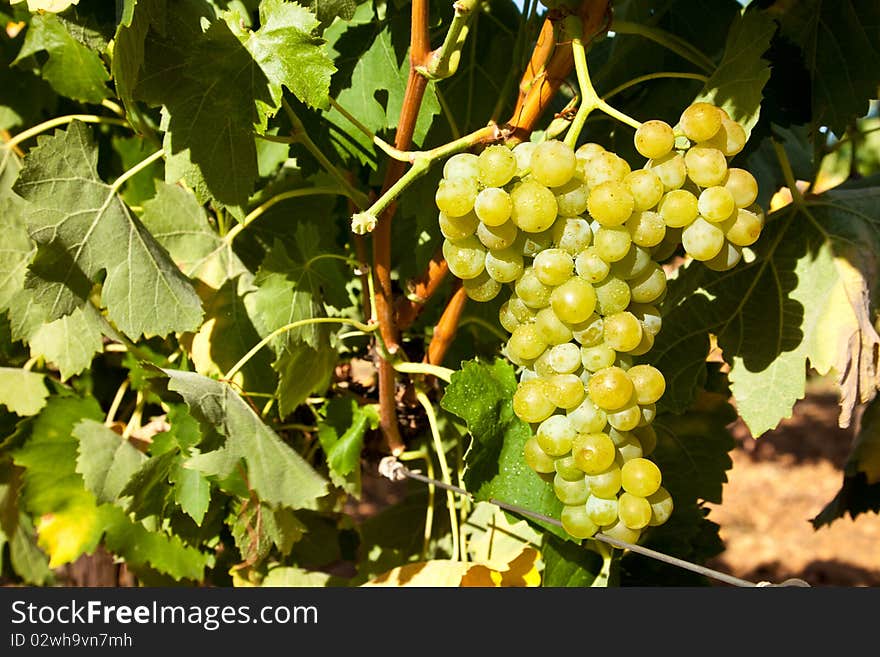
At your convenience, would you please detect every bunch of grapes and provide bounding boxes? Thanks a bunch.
[435,101,763,542]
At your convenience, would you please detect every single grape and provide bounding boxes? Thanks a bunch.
[567,397,607,435]
[626,210,666,248]
[533,350,555,379]
[634,120,675,159]
[620,457,662,497]
[682,217,725,261]
[554,180,590,217]
[723,168,759,208]
[581,344,617,372]
[535,307,574,345]
[513,379,556,423]
[626,364,666,405]
[510,180,558,233]
[603,310,644,353]
[639,403,657,427]
[618,492,653,530]
[647,487,674,526]
[555,455,583,481]
[523,436,556,473]
[476,219,518,250]
[607,399,642,432]
[587,181,635,227]
[594,276,632,315]
[554,473,590,505]
[530,140,577,187]
[484,247,524,283]
[573,432,617,475]
[536,414,576,456]
[627,330,655,357]
[561,504,599,539]
[698,186,736,223]
[700,116,747,157]
[585,494,619,526]
[569,313,604,346]
[548,343,582,374]
[443,152,479,181]
[587,366,634,411]
[435,176,479,217]
[586,464,622,499]
[463,270,502,302]
[575,246,611,283]
[628,263,667,304]
[547,373,586,409]
[593,226,633,263]
[551,217,593,254]
[628,302,662,337]
[478,145,518,187]
[721,206,763,246]
[583,151,631,187]
[600,518,642,543]
[507,322,548,362]
[533,248,574,286]
[625,169,665,211]
[514,267,552,308]
[474,187,513,227]
[647,152,687,191]
[498,297,535,333]
[443,236,486,279]
[679,102,723,143]
[704,240,743,271]
[550,277,597,324]
[575,142,606,162]
[610,244,652,280]
[439,210,479,241]
[612,430,643,462]
[684,146,728,187]
[658,189,699,228]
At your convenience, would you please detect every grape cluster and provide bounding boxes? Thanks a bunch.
[435,101,762,542]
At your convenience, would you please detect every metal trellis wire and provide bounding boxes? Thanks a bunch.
[378,456,811,588]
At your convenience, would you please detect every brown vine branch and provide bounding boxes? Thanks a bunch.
[425,282,468,366]
[396,247,450,329]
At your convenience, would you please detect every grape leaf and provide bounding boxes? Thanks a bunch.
[0,460,54,585]
[10,1,81,12]
[653,179,880,436]
[0,368,48,417]
[120,450,177,520]
[541,535,606,587]
[163,368,330,509]
[111,0,165,126]
[229,500,306,564]
[317,396,378,494]
[462,502,543,572]
[26,304,104,381]
[12,121,203,339]
[73,419,147,505]
[169,460,211,526]
[440,358,565,539]
[695,8,776,135]
[773,0,880,135]
[12,12,110,103]
[0,190,34,312]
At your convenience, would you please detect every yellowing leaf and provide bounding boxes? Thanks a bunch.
[463,501,542,571]
[11,0,80,14]
[35,502,103,568]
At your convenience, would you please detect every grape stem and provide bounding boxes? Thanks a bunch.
[417,0,482,80]
[393,362,455,383]
[564,36,642,148]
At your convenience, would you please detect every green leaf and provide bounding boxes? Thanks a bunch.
[309,0,357,26]
[120,450,177,520]
[229,500,306,564]
[0,60,56,132]
[169,461,211,526]
[775,0,880,135]
[26,303,104,381]
[163,368,330,509]
[0,190,34,312]
[441,358,564,538]
[653,180,880,436]
[0,462,53,585]
[0,368,48,417]
[73,419,147,505]
[317,396,377,493]
[12,121,203,338]
[111,0,165,124]
[541,535,605,587]
[13,12,110,103]
[695,8,776,135]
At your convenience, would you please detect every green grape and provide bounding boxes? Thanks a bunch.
[618,492,653,530]
[698,186,736,223]
[723,168,759,208]
[443,153,480,181]
[658,189,698,228]
[581,344,617,372]
[594,276,632,315]
[628,302,662,337]
[721,207,763,246]
[613,431,643,462]
[682,217,725,260]
[533,248,574,286]
[587,366,634,411]
[550,277,597,324]
[647,152,687,191]
[476,219,518,250]
[555,455,584,481]
[519,227,555,258]
[573,432,616,474]
[523,437,556,473]
[439,210,479,240]
[587,181,635,227]
[626,364,666,405]
[533,350,555,378]
[625,169,665,211]
[535,307,574,345]
[575,246,611,283]
[632,425,657,456]
[585,464,622,499]
[484,247,524,283]
[593,226,633,262]
[442,236,486,279]
[548,342,582,374]
[620,457,662,497]
[603,311,643,353]
[536,414,576,456]
[510,180,558,233]
[628,330,655,357]
[463,270,502,302]
[478,144,518,187]
[639,403,657,427]
[570,313,604,346]
[704,240,743,271]
[513,379,556,423]
[551,217,593,254]
[684,146,728,187]
[679,102,723,143]
[600,518,641,543]
[607,399,642,432]
[650,226,682,262]
[700,116,747,157]
[474,187,513,227]
[513,141,537,176]
[561,504,599,539]
[498,297,535,333]
[435,176,479,217]
[634,120,675,160]
[626,210,666,248]
[647,487,674,526]
[507,322,548,362]
[628,263,666,304]
[514,268,552,308]
[585,494,619,526]
[583,151,631,187]
[610,244,652,280]
[575,142,606,162]
[554,180,590,217]
[530,140,577,188]
[547,373,586,409]
[554,473,589,505]
[567,397,607,434]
